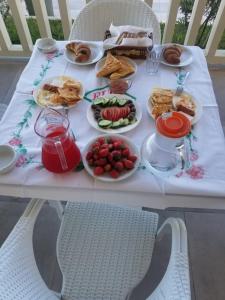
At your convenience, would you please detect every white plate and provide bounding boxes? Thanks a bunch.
[87,94,142,133]
[64,41,104,65]
[95,56,137,80]
[147,90,202,125]
[159,44,193,67]
[33,75,85,109]
[82,134,140,182]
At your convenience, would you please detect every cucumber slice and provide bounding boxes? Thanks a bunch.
[109,97,118,106]
[123,118,129,126]
[102,98,110,106]
[94,97,105,105]
[98,119,112,128]
[118,99,127,106]
[111,121,121,128]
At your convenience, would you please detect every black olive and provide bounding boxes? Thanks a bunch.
[91,104,97,109]
[131,107,136,112]
[127,100,133,104]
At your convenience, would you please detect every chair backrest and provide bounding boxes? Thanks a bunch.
[69,0,161,44]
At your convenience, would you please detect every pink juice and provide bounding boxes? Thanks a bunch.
[42,126,81,173]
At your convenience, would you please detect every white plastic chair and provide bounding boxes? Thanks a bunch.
[69,0,161,44]
[0,199,191,300]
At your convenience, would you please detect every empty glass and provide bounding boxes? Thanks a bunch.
[146,47,162,75]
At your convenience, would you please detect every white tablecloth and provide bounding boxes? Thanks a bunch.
[0,41,225,203]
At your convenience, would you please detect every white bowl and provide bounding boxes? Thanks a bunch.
[37,38,57,53]
[82,134,140,182]
[0,145,17,174]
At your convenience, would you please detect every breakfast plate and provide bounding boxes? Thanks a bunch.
[87,94,142,133]
[147,89,202,125]
[64,41,104,66]
[82,134,140,182]
[159,44,193,67]
[95,56,137,80]
[33,75,85,109]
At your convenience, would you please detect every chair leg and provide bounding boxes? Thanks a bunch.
[48,200,65,220]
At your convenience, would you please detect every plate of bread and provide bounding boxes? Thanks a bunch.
[147,88,202,125]
[95,52,137,80]
[65,41,104,65]
[33,76,84,109]
[159,44,193,67]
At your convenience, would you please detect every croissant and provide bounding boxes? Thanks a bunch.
[163,45,182,64]
[66,42,91,63]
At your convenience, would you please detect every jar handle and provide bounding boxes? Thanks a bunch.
[55,140,68,171]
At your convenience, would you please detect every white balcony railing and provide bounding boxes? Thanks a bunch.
[0,0,225,64]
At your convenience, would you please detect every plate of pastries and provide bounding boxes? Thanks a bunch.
[33,76,84,109]
[95,52,137,80]
[147,88,202,125]
[65,41,104,65]
[160,44,193,67]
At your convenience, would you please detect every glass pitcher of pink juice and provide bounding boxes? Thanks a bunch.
[34,108,81,173]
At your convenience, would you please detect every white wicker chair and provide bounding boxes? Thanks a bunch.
[0,199,191,300]
[69,0,161,44]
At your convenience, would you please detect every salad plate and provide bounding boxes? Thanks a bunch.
[87,94,142,133]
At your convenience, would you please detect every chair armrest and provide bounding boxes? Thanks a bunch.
[0,199,58,300]
[147,218,191,300]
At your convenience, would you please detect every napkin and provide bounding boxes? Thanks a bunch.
[103,23,153,50]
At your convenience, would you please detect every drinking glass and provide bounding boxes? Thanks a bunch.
[146,47,161,75]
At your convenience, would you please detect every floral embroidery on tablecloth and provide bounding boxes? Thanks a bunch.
[8,50,64,168]
[175,131,205,180]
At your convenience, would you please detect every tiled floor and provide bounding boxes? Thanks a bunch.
[0,59,225,299]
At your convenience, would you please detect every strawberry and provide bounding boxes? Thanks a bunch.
[111,150,121,161]
[107,153,113,162]
[123,159,134,169]
[122,148,130,157]
[110,169,120,178]
[96,158,107,166]
[113,140,123,150]
[101,143,109,149]
[97,137,105,145]
[104,164,112,172]
[99,148,109,158]
[86,151,93,160]
[94,166,104,176]
[93,153,99,160]
[114,161,124,172]
[128,155,138,162]
[87,158,94,166]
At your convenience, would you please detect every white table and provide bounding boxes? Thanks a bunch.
[0,41,225,209]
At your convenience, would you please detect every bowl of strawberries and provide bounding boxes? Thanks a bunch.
[83,134,140,181]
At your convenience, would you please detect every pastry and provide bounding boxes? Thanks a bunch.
[109,56,135,79]
[163,45,182,64]
[96,52,122,77]
[66,42,91,63]
[37,77,82,107]
[175,93,195,116]
[150,88,173,119]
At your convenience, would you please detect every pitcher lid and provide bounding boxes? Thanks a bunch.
[156,111,191,138]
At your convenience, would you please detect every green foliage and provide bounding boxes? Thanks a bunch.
[4,16,64,45]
